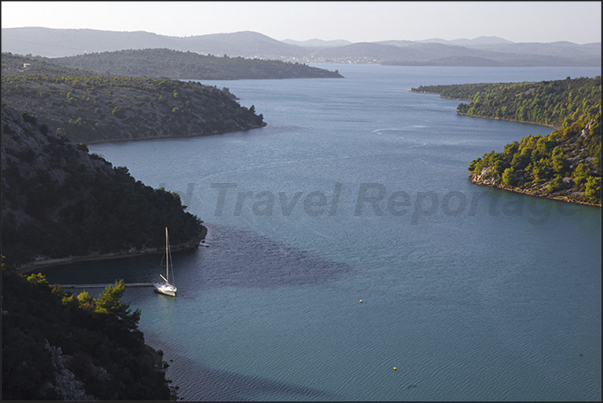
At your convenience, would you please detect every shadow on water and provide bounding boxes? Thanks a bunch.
[144,224,355,298]
[144,330,342,401]
[44,223,354,294]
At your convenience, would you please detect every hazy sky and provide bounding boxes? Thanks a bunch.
[2,1,601,44]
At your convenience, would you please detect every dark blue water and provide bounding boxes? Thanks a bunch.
[46,65,601,400]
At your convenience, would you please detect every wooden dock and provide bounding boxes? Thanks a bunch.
[57,283,155,289]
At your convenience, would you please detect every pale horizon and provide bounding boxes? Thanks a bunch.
[1,1,601,45]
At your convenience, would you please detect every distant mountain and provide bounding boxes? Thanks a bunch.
[373,40,416,48]
[281,38,353,47]
[378,42,601,67]
[417,36,514,46]
[312,42,503,63]
[473,41,601,58]
[2,27,600,67]
[1,27,179,57]
[1,28,307,59]
[177,31,307,59]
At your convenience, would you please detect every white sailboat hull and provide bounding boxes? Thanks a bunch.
[154,282,177,297]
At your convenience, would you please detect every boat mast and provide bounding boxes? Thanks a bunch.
[165,227,169,282]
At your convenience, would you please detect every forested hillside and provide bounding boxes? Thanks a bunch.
[39,48,344,80]
[468,114,600,205]
[2,265,175,400]
[412,77,601,205]
[411,76,601,128]
[1,105,206,267]
[1,53,266,144]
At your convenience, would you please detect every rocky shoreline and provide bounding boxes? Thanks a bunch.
[456,112,559,129]
[17,235,205,275]
[469,175,601,207]
[410,89,560,129]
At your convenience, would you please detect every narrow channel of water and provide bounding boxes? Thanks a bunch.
[46,65,601,400]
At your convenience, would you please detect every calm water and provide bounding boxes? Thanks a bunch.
[46,65,601,400]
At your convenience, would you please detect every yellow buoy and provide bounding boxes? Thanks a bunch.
[393,367,397,371]
[359,299,363,303]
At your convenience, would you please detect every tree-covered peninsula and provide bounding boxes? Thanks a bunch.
[411,77,601,205]
[2,264,175,400]
[1,105,206,267]
[35,48,344,80]
[1,53,266,144]
[1,103,207,398]
[412,76,600,128]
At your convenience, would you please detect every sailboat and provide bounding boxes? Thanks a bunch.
[154,227,177,297]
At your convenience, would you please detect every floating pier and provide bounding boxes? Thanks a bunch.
[57,283,155,289]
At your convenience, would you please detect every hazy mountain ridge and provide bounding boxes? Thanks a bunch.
[416,36,514,46]
[281,38,353,47]
[2,27,600,66]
